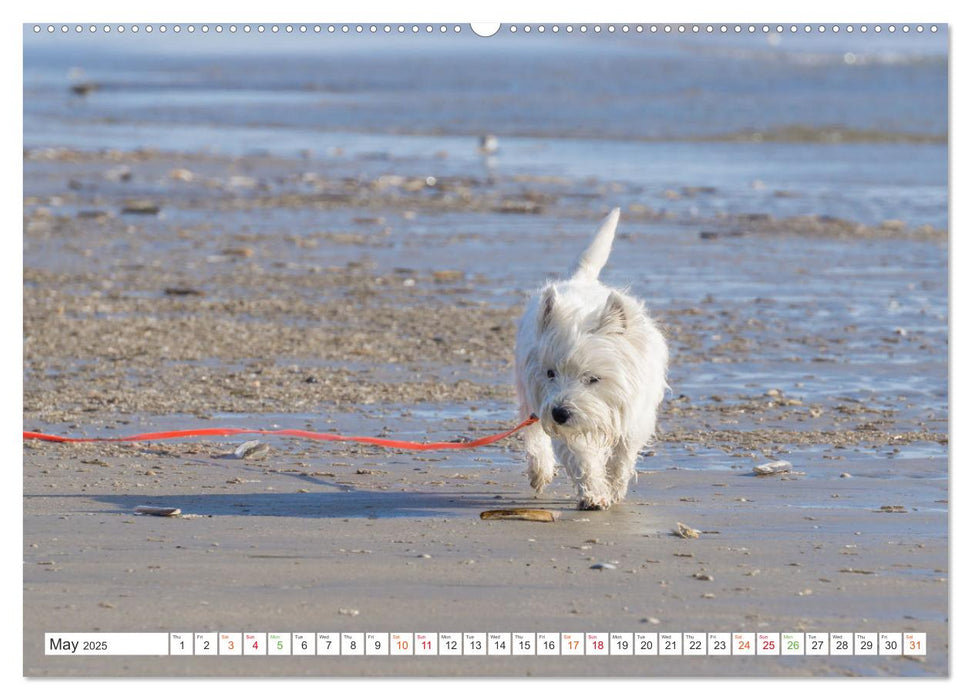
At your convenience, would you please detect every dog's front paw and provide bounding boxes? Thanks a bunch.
[577,495,612,511]
[529,469,554,494]
[526,455,556,494]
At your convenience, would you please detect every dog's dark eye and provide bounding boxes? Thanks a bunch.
[546,369,556,379]
[587,376,600,384]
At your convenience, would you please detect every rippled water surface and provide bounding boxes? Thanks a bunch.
[24,28,948,228]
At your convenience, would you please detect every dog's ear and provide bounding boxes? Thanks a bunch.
[596,292,628,334]
[538,286,558,334]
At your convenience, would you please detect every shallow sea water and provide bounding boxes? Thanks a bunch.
[25,29,948,228]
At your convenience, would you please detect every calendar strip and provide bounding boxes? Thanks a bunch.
[45,632,927,657]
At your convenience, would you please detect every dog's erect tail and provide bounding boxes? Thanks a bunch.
[570,207,620,282]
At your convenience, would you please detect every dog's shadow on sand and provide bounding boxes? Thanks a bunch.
[58,489,578,520]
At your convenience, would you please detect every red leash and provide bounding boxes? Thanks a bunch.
[23,416,538,451]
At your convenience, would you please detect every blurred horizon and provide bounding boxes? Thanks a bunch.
[24,25,947,142]
[23,25,948,228]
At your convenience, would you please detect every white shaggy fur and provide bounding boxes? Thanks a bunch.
[515,209,668,510]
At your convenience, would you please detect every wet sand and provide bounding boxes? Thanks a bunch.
[23,149,948,676]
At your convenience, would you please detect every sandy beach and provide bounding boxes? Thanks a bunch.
[23,147,947,677]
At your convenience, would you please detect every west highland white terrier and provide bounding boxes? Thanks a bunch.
[515,209,669,510]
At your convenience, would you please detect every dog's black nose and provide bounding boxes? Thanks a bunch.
[552,406,571,425]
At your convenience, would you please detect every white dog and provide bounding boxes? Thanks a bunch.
[515,209,668,510]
